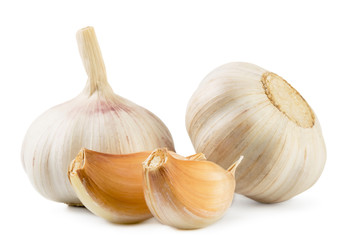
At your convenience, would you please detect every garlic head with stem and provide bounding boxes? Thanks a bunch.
[21,27,174,205]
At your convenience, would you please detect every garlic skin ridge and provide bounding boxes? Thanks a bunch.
[186,62,326,203]
[68,148,153,223]
[21,27,174,205]
[142,148,242,229]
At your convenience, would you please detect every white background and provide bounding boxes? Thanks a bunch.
[1,0,347,239]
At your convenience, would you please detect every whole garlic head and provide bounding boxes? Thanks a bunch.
[186,62,326,203]
[21,27,174,205]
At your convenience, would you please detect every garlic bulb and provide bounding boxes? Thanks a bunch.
[186,62,326,203]
[68,148,152,223]
[21,27,174,205]
[143,148,242,229]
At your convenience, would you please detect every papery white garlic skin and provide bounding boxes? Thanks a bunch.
[21,27,174,204]
[186,62,326,203]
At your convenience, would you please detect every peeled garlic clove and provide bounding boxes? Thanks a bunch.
[68,148,152,223]
[21,26,174,205]
[186,62,326,203]
[142,148,242,229]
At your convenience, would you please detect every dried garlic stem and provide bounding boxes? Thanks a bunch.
[76,26,110,95]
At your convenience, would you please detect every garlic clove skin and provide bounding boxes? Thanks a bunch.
[21,27,174,205]
[186,62,326,203]
[142,148,242,229]
[68,148,153,223]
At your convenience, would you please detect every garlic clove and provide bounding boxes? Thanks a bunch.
[142,148,242,229]
[21,27,174,204]
[68,148,153,223]
[186,62,326,203]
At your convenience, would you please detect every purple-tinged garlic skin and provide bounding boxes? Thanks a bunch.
[21,27,174,204]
